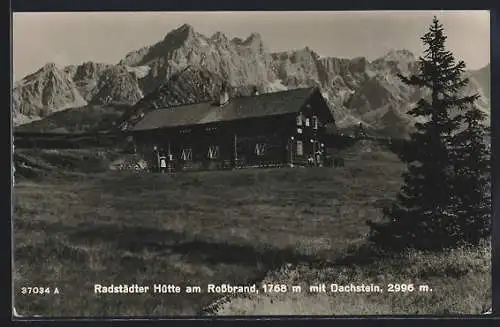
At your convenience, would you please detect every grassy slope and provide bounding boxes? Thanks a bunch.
[14,148,126,185]
[12,143,491,316]
[214,243,491,315]
[15,104,131,133]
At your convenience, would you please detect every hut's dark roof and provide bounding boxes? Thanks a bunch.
[131,87,317,131]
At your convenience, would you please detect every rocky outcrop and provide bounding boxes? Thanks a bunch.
[120,65,261,127]
[13,62,144,126]
[12,63,88,125]
[88,65,144,105]
[71,61,113,101]
[14,24,490,137]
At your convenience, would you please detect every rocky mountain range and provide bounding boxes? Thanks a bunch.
[13,23,490,137]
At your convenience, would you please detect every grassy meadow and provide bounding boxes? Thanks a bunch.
[12,141,491,316]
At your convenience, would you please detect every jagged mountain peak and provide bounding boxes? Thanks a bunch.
[88,64,143,106]
[77,61,110,69]
[350,57,369,70]
[120,24,203,68]
[73,61,112,80]
[17,63,59,88]
[27,62,60,77]
[177,23,195,33]
[369,49,418,76]
[19,62,67,86]
[165,23,198,42]
[12,61,88,125]
[41,62,58,70]
[231,37,244,45]
[243,32,263,43]
[274,46,320,62]
[211,31,229,43]
[119,26,275,93]
[33,62,59,76]
[240,32,267,53]
[378,49,416,62]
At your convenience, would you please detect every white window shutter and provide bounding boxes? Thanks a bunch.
[297,114,303,126]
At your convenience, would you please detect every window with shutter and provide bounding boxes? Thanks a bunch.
[312,115,318,130]
[181,148,192,161]
[208,145,219,159]
[255,143,267,156]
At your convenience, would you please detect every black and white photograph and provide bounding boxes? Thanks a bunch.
[12,10,491,317]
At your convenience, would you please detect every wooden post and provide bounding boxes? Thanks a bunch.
[167,140,173,173]
[154,145,160,173]
[313,139,317,166]
[233,134,238,168]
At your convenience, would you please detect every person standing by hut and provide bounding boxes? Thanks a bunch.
[159,153,167,174]
[152,145,166,173]
[315,148,322,167]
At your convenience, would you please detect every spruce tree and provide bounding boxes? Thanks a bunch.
[449,106,491,245]
[366,17,480,252]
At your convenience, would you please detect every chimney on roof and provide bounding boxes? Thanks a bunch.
[252,86,259,96]
[219,82,229,106]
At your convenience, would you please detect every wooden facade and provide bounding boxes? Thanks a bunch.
[128,87,336,171]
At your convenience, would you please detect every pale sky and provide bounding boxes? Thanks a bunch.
[12,11,490,81]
